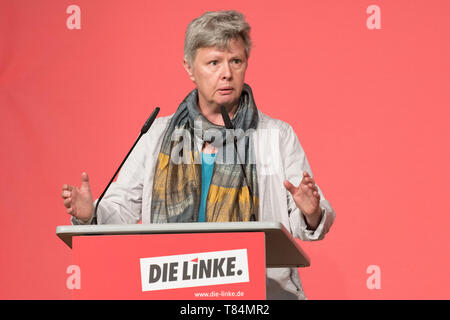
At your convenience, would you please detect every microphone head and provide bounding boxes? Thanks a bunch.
[141,107,160,134]
[220,105,234,129]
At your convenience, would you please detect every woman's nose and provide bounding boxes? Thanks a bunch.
[220,63,232,80]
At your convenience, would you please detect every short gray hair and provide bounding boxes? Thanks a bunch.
[184,10,252,66]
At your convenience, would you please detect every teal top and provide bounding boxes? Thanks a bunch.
[198,152,216,222]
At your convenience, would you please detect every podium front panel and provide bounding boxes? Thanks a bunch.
[72,232,266,300]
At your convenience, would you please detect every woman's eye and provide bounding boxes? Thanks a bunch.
[209,61,218,66]
[233,59,241,64]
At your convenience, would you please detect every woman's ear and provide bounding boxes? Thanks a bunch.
[183,59,196,82]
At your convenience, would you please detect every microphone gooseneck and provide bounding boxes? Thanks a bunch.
[94,107,160,221]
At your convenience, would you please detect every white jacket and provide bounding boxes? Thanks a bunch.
[72,110,336,299]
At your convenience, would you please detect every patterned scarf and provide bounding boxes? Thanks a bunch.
[150,83,259,223]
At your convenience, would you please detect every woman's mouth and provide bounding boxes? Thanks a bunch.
[218,87,233,95]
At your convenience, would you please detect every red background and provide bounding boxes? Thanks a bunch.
[1,0,449,299]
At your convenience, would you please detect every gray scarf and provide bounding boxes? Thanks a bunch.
[150,83,259,223]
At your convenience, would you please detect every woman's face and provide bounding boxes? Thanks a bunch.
[184,37,248,113]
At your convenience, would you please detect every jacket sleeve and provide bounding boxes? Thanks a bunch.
[71,133,147,225]
[280,122,336,241]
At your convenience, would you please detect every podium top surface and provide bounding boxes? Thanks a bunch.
[56,221,310,268]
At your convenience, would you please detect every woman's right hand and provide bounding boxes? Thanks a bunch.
[61,172,94,223]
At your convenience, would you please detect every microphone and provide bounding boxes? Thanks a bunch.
[141,107,160,134]
[220,106,256,222]
[93,107,160,221]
